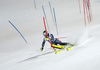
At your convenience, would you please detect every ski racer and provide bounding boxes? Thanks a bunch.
[40,31,74,52]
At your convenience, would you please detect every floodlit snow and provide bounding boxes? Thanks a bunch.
[0,0,100,70]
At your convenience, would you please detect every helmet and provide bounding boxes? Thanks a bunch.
[43,31,48,37]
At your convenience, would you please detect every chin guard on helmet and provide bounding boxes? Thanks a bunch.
[43,31,49,37]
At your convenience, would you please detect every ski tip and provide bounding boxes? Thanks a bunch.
[55,50,64,54]
[67,47,73,51]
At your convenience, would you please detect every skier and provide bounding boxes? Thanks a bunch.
[40,31,74,52]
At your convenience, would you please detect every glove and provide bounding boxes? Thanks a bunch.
[40,46,44,52]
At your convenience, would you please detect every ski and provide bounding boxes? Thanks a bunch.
[52,44,65,49]
[55,45,74,54]
[55,48,66,54]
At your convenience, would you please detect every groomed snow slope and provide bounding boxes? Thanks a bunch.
[0,0,100,70]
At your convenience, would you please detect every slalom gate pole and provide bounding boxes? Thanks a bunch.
[42,5,50,33]
[34,0,36,9]
[43,17,56,52]
[49,1,54,24]
[53,8,59,35]
[83,0,86,27]
[8,21,27,43]
[83,0,93,26]
[78,0,81,13]
[88,0,92,22]
[85,0,90,23]
[56,37,67,39]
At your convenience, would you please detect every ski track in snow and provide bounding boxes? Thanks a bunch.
[0,0,100,70]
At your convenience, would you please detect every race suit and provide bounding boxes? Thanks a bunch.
[42,34,67,48]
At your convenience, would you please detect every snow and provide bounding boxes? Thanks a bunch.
[0,0,100,70]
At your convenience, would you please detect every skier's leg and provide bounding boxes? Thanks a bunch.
[55,39,74,46]
[55,39,67,45]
